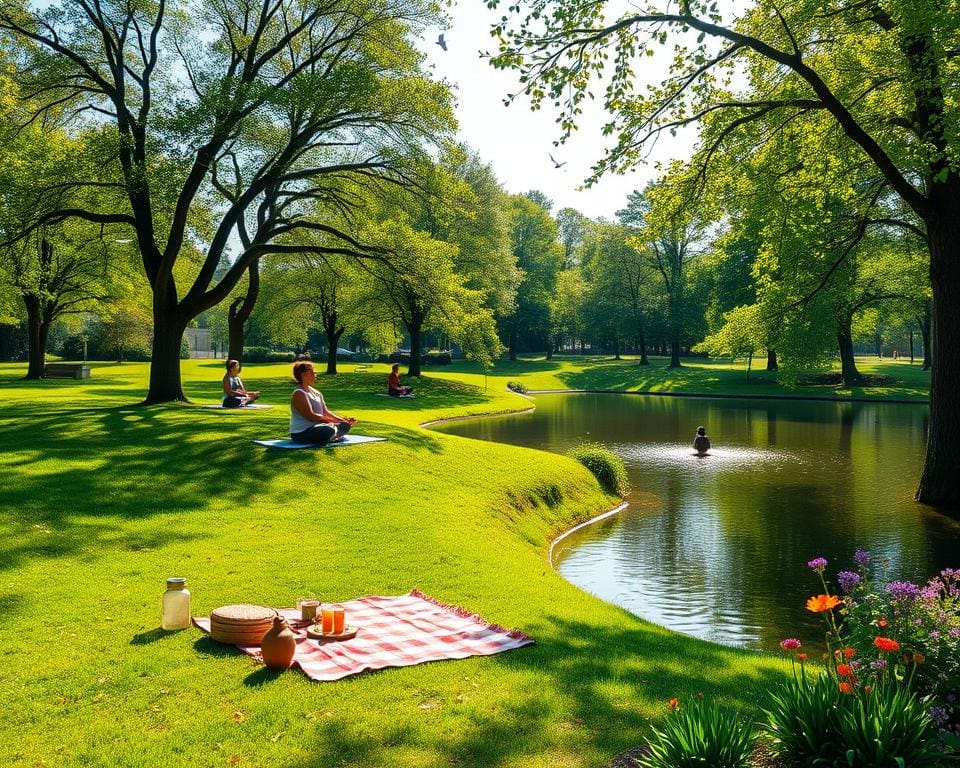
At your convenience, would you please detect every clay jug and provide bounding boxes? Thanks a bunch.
[260,616,296,670]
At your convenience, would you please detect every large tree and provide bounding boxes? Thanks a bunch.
[490,0,960,507]
[499,193,564,359]
[0,0,452,402]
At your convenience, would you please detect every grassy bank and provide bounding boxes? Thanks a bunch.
[1,359,793,767]
[441,354,930,402]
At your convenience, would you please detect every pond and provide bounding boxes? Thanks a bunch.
[433,393,960,651]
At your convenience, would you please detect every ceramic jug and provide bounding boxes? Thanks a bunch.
[260,616,296,670]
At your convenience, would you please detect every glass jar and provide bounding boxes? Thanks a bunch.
[161,577,191,630]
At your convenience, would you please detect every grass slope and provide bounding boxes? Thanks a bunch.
[1,360,791,768]
[463,354,930,402]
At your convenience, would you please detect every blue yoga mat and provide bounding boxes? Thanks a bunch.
[203,403,273,410]
[253,434,387,449]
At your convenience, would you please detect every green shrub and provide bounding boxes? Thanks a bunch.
[423,350,451,365]
[764,668,848,766]
[506,380,528,394]
[638,696,755,768]
[838,681,948,767]
[243,346,295,363]
[566,442,630,497]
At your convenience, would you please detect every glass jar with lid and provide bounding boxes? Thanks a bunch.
[161,577,191,630]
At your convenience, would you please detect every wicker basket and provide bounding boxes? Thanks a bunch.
[210,604,276,645]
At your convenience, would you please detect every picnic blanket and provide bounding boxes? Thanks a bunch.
[252,434,387,449]
[193,589,533,681]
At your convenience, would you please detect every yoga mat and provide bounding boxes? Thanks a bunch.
[253,434,387,449]
[202,403,273,410]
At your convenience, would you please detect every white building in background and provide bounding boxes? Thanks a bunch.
[185,327,218,359]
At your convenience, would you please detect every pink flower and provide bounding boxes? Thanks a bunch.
[780,638,802,650]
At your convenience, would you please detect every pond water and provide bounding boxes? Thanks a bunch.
[433,393,960,651]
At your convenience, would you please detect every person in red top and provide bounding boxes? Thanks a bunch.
[388,363,413,397]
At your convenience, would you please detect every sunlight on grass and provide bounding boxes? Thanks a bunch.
[0,359,800,767]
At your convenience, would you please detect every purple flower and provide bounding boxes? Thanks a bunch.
[930,630,941,640]
[871,659,887,670]
[837,571,861,593]
[929,706,950,726]
[885,580,921,601]
[808,557,828,571]
[854,549,871,567]
[949,628,960,638]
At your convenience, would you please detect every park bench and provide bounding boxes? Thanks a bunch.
[44,363,91,379]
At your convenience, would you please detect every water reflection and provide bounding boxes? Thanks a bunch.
[434,394,960,651]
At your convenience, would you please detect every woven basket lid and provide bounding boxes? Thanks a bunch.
[210,604,276,625]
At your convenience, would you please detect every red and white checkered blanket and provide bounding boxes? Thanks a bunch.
[193,589,534,681]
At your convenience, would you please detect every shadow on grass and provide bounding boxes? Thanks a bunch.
[0,401,438,573]
[278,612,786,768]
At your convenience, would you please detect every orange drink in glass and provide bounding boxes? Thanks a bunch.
[321,606,335,634]
[333,607,346,635]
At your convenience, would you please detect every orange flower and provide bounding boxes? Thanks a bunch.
[797,653,808,662]
[668,698,678,710]
[874,636,900,653]
[863,685,874,694]
[903,653,914,664]
[843,647,856,659]
[806,594,842,613]
[913,653,925,665]
[836,664,854,677]
[839,681,854,694]
[877,619,888,628]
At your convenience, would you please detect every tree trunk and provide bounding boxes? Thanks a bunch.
[613,336,621,360]
[23,294,47,379]
[668,338,681,368]
[837,321,860,386]
[146,312,188,403]
[916,217,960,507]
[909,329,915,364]
[508,325,518,361]
[227,262,260,362]
[406,314,424,377]
[920,301,932,371]
[324,318,343,375]
[766,349,778,371]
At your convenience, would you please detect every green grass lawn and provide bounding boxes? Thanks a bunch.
[450,353,930,402]
[2,358,812,767]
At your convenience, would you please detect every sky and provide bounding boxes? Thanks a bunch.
[419,1,698,221]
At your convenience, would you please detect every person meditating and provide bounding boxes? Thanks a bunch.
[693,425,711,456]
[290,360,357,444]
[387,363,413,397]
[222,359,260,408]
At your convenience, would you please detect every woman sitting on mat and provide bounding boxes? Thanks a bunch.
[290,360,357,444]
[222,359,260,408]
[388,363,413,397]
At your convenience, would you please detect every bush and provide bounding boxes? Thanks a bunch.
[507,380,528,394]
[566,443,630,497]
[242,346,295,363]
[639,696,755,768]
[764,667,848,765]
[422,350,451,365]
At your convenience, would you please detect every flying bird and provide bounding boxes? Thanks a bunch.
[549,153,567,169]
[436,33,447,51]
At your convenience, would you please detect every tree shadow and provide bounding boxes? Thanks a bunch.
[276,612,787,768]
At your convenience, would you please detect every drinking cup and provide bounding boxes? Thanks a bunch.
[333,606,346,635]
[321,606,335,635]
[297,598,319,622]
